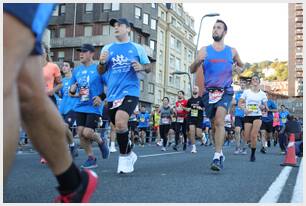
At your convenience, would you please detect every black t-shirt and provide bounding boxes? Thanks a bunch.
[187,96,204,119]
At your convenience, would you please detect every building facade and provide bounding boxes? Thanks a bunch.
[288,3,303,97]
[48,3,158,109]
[155,3,196,106]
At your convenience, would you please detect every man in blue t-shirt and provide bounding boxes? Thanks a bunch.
[279,104,290,129]
[260,93,278,153]
[137,106,151,147]
[98,18,151,174]
[58,60,79,157]
[69,44,109,169]
[233,78,247,155]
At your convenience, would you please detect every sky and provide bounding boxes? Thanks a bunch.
[183,3,288,64]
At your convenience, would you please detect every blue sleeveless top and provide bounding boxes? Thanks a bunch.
[203,45,234,94]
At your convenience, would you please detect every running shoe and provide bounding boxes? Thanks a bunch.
[55,169,98,203]
[191,147,197,154]
[81,157,98,169]
[260,147,267,154]
[241,148,247,155]
[173,144,178,151]
[234,149,241,155]
[117,151,137,174]
[70,145,79,158]
[161,147,166,151]
[183,143,187,151]
[210,156,224,171]
[250,154,256,162]
[98,137,110,159]
[109,145,117,153]
[40,157,47,164]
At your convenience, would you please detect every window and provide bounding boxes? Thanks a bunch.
[175,58,181,71]
[160,11,165,21]
[150,40,156,51]
[175,76,180,88]
[151,3,156,8]
[85,3,93,13]
[135,7,141,19]
[59,4,65,16]
[170,55,175,69]
[177,21,182,30]
[159,30,164,42]
[52,5,59,16]
[136,34,142,44]
[103,3,111,11]
[188,50,193,62]
[59,28,66,38]
[176,40,181,51]
[159,50,163,65]
[50,29,57,38]
[143,13,149,25]
[128,30,134,40]
[102,25,110,35]
[148,83,154,94]
[157,70,162,83]
[140,80,144,92]
[170,36,175,49]
[58,51,65,62]
[169,75,174,86]
[171,17,176,27]
[84,26,92,36]
[157,90,162,103]
[112,3,120,11]
[151,19,157,30]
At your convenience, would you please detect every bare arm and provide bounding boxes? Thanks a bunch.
[189,46,206,74]
[53,76,62,93]
[232,48,245,74]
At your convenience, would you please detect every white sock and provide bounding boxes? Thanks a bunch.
[69,142,75,147]
[192,144,196,149]
[213,152,221,160]
[111,141,115,147]
[220,150,224,157]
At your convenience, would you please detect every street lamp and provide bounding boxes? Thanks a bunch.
[193,13,220,85]
[171,71,192,97]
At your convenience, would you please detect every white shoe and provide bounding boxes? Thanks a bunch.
[117,151,137,174]
[191,148,197,153]
[161,147,166,151]
[110,145,117,153]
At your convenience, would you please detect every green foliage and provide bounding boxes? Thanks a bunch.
[236,60,288,81]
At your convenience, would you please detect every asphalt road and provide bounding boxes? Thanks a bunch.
[4,142,302,203]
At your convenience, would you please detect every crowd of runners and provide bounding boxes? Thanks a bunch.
[4,3,303,203]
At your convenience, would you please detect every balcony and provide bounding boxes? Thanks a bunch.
[295,64,303,72]
[295,4,303,11]
[296,29,303,35]
[296,10,303,17]
[50,35,116,48]
[296,41,303,47]
[296,71,303,78]
[296,22,303,29]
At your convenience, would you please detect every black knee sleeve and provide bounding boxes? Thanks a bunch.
[117,131,131,154]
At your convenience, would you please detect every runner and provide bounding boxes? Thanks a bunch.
[152,105,162,146]
[186,86,205,153]
[69,43,109,169]
[4,4,97,202]
[137,106,151,147]
[128,106,139,146]
[189,19,244,171]
[202,108,213,146]
[159,97,173,151]
[173,90,189,151]
[233,78,247,154]
[259,93,278,153]
[272,111,281,146]
[239,75,268,162]
[98,18,151,173]
[58,60,79,158]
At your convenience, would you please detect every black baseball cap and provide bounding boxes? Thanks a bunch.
[109,18,131,27]
[76,44,95,52]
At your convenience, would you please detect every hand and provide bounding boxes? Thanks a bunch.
[131,60,144,72]
[93,96,102,106]
[259,105,266,111]
[99,51,109,64]
[70,83,78,93]
[47,89,54,96]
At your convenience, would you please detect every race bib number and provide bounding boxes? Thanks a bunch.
[208,90,224,104]
[79,87,90,102]
[177,117,184,123]
[140,117,145,122]
[161,118,170,124]
[247,104,259,112]
[281,118,287,123]
[172,116,176,122]
[191,109,198,117]
[110,97,124,109]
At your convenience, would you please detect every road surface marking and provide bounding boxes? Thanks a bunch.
[139,152,184,158]
[291,159,303,203]
[259,166,292,203]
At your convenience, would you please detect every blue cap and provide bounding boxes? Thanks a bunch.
[77,44,95,52]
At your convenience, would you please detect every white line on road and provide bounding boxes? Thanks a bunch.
[291,159,303,203]
[139,152,184,158]
[259,166,293,203]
